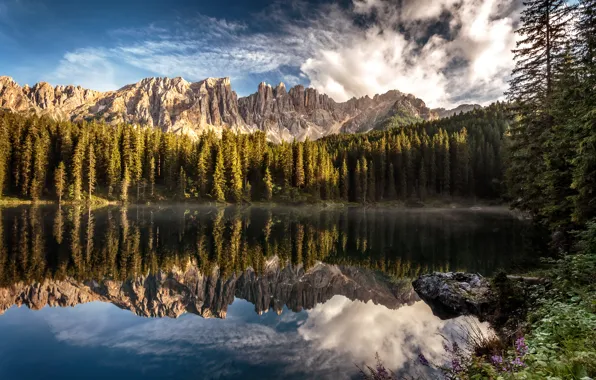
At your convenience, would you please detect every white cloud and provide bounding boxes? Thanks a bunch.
[50,48,120,91]
[49,0,520,107]
[32,296,491,378]
[299,297,490,371]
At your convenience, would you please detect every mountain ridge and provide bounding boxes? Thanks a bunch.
[0,75,477,142]
[0,259,418,319]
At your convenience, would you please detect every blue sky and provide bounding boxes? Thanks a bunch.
[0,0,522,107]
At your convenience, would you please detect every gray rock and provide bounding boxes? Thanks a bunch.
[412,272,494,320]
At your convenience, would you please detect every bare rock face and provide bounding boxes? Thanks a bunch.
[0,76,34,112]
[238,82,438,142]
[0,260,417,319]
[70,77,252,138]
[412,272,494,320]
[1,75,450,142]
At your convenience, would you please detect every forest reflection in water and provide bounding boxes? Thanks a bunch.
[0,205,535,318]
[0,205,539,379]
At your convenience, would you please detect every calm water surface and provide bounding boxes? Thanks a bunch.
[0,205,536,379]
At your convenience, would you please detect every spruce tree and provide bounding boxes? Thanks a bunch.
[340,157,349,200]
[228,144,243,203]
[54,161,66,204]
[355,160,362,202]
[196,145,208,198]
[149,156,155,197]
[506,0,574,217]
[264,166,273,201]
[212,146,226,202]
[120,164,130,203]
[293,142,305,188]
[87,144,96,200]
[361,157,368,203]
[72,137,85,202]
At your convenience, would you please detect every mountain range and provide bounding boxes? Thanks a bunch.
[0,75,478,142]
[0,259,418,319]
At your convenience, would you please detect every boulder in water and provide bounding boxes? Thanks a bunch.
[412,272,495,320]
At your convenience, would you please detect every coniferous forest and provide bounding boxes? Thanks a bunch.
[0,104,509,204]
[505,0,596,236]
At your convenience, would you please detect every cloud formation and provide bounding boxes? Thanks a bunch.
[49,0,521,107]
[298,297,489,371]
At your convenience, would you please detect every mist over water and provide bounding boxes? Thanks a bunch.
[0,205,536,379]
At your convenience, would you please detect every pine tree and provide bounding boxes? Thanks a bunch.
[212,146,226,202]
[264,167,273,201]
[72,137,85,202]
[340,157,349,200]
[107,132,120,198]
[354,160,362,202]
[87,144,96,199]
[54,161,66,204]
[196,145,208,198]
[571,0,596,223]
[506,0,574,217]
[228,144,243,203]
[361,157,368,203]
[0,118,8,198]
[293,142,305,188]
[149,156,155,197]
[30,131,48,200]
[120,164,130,203]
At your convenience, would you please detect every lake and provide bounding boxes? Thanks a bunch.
[0,205,536,379]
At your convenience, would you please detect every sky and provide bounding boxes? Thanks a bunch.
[0,0,522,108]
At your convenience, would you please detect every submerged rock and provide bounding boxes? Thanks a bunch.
[412,272,495,320]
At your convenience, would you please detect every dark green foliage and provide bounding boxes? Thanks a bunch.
[0,103,509,203]
[505,0,596,234]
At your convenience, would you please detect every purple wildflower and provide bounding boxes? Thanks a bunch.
[418,353,430,367]
[511,357,525,368]
[491,355,503,365]
[515,336,528,355]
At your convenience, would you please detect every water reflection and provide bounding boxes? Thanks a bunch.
[0,205,530,378]
[0,205,530,318]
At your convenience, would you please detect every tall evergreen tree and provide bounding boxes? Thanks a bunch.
[54,161,66,204]
[87,144,96,199]
[264,166,273,201]
[212,146,226,202]
[506,0,574,218]
[340,157,349,200]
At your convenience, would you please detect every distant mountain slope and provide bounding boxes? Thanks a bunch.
[432,104,482,119]
[1,75,477,142]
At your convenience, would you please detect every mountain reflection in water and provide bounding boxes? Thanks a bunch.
[0,205,533,379]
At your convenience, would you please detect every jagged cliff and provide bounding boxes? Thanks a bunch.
[0,259,418,319]
[0,75,454,142]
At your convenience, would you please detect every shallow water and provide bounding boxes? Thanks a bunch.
[0,205,535,379]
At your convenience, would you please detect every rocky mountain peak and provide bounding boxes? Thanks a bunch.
[0,260,419,319]
[0,74,478,142]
